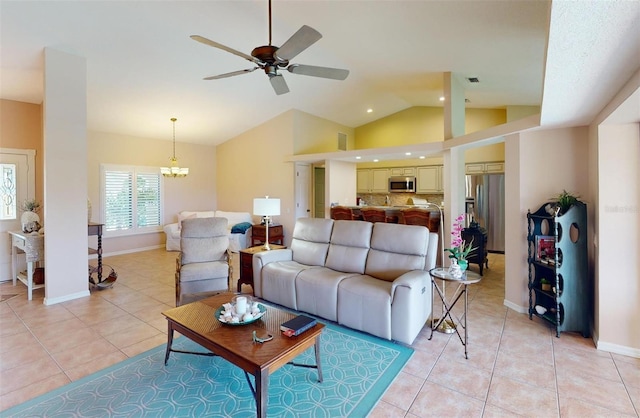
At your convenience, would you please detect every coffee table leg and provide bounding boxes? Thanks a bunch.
[314,336,323,383]
[256,370,269,418]
[164,322,174,365]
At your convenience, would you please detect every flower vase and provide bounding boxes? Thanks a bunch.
[448,258,463,279]
[21,211,41,233]
[458,259,468,271]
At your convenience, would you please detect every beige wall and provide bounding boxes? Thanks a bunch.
[88,131,217,254]
[216,110,296,244]
[595,123,639,351]
[326,160,357,211]
[0,99,43,205]
[293,110,355,154]
[504,126,589,311]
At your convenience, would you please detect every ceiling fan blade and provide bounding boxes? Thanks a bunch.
[287,64,349,80]
[269,74,290,95]
[274,25,322,62]
[191,35,259,64]
[203,67,259,80]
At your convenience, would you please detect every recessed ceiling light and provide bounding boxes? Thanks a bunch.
[419,156,426,159]
[373,159,379,162]
[355,156,361,160]
[439,96,445,102]
[367,108,373,113]
[405,152,411,156]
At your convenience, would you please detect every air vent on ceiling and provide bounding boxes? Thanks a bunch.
[337,132,347,151]
[467,77,480,83]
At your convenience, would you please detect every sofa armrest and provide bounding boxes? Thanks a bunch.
[252,249,293,298]
[163,222,180,238]
[390,270,432,345]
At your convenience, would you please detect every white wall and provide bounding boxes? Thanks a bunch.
[42,48,90,304]
[595,123,639,353]
[326,160,357,213]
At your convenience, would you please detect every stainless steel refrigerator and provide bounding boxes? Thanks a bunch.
[465,174,505,253]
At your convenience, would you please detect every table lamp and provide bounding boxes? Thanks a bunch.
[253,196,281,250]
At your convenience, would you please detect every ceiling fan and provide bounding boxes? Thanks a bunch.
[190,0,349,95]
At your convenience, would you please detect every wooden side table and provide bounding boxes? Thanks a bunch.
[238,244,286,293]
[251,224,284,246]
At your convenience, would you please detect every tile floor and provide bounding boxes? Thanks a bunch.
[1,249,638,417]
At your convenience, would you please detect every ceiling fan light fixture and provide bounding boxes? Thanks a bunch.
[160,118,189,178]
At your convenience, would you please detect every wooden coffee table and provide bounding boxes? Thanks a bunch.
[162,293,324,418]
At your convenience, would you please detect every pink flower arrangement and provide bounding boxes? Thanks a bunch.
[445,213,476,261]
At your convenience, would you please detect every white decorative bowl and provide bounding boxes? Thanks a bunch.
[535,305,547,315]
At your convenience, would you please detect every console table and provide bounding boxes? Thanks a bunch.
[9,223,105,300]
[9,231,44,301]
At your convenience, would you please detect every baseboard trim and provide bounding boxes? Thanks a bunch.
[597,340,640,359]
[503,299,527,314]
[44,290,90,306]
[88,245,164,260]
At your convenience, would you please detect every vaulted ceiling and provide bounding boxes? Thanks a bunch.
[1,1,638,146]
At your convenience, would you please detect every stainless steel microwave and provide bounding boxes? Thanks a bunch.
[388,176,416,193]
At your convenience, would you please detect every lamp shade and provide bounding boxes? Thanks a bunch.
[253,197,280,216]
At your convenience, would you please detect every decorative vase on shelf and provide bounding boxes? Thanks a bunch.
[21,211,41,233]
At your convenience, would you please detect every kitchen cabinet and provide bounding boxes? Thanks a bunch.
[527,201,589,337]
[390,167,415,177]
[465,162,504,174]
[357,168,390,193]
[416,165,442,193]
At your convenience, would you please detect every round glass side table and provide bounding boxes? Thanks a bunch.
[428,267,482,359]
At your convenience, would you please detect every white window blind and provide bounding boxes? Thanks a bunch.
[102,165,162,235]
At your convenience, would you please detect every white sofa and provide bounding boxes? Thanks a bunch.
[253,218,438,345]
[163,210,254,252]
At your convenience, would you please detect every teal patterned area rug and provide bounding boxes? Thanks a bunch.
[5,322,412,417]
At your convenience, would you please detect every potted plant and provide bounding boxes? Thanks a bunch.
[444,213,477,271]
[553,190,580,215]
[540,278,552,292]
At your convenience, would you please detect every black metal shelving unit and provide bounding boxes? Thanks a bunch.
[527,201,590,337]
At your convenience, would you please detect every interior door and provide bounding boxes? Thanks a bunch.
[295,163,311,220]
[0,150,36,282]
[313,167,325,218]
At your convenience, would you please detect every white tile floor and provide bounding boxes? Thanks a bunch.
[1,250,638,417]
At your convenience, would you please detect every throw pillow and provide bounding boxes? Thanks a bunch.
[231,222,252,234]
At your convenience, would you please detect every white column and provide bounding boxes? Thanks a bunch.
[442,147,466,266]
[443,72,465,140]
[43,48,90,304]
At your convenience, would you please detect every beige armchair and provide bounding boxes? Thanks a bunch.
[175,217,231,306]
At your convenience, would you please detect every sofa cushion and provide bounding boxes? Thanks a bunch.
[177,212,197,231]
[290,218,334,266]
[325,220,372,274]
[181,218,229,263]
[365,223,428,282]
[179,260,229,282]
[295,267,358,321]
[337,275,392,340]
[262,261,320,310]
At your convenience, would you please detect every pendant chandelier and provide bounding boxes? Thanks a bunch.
[161,117,189,178]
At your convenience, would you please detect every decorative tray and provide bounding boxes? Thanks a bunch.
[215,302,266,326]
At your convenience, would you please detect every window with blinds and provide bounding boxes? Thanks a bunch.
[101,165,162,235]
